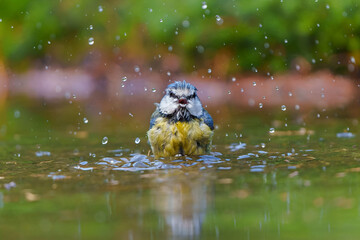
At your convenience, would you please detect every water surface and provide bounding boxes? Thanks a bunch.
[1,101,360,240]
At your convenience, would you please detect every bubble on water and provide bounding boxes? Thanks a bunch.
[149,8,153,12]
[122,76,127,82]
[253,82,256,86]
[296,65,301,71]
[129,112,134,117]
[316,23,320,27]
[317,113,320,118]
[89,25,93,30]
[288,92,293,97]
[160,18,163,23]
[202,2,207,9]
[261,143,266,148]
[0,19,2,22]
[240,88,244,93]
[295,104,300,110]
[134,66,140,73]
[281,105,287,111]
[228,90,231,94]
[152,88,156,93]
[259,103,263,109]
[321,93,325,98]
[135,137,141,144]
[312,58,316,64]
[208,68,212,74]
[83,117,88,124]
[259,23,263,28]
[98,5,103,12]
[215,15,223,25]
[88,37,94,45]
[275,86,280,91]
[102,137,108,145]
[168,45,173,51]
[284,39,288,44]
[326,4,330,9]
[14,110,21,118]
[167,71,171,76]
[121,84,125,88]
[269,128,275,134]
[232,77,236,82]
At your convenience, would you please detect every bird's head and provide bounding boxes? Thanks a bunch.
[159,81,203,121]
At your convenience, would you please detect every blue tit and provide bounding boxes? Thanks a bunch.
[147,81,214,157]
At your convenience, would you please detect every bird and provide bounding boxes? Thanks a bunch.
[147,81,214,157]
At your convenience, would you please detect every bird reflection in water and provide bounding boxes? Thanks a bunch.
[153,170,214,239]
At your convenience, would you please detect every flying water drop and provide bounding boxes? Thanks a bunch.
[88,37,94,45]
[102,137,108,145]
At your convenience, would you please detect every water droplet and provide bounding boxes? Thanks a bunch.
[182,20,190,28]
[259,103,263,109]
[228,90,231,94]
[160,18,163,23]
[135,137,140,144]
[88,37,94,45]
[202,2,208,9]
[295,104,300,110]
[98,5,103,12]
[326,4,330,9]
[167,71,171,76]
[275,86,280,91]
[208,68,212,74]
[232,77,236,82]
[129,112,134,117]
[215,15,223,25]
[168,45,173,51]
[134,66,140,73]
[288,92,293,97]
[83,118,88,124]
[296,65,301,71]
[240,88,244,93]
[122,76,127,82]
[152,88,157,93]
[284,39,288,44]
[269,128,275,134]
[149,8,153,12]
[261,143,266,148]
[350,56,356,64]
[89,25,93,30]
[317,113,320,118]
[253,82,256,86]
[14,110,21,118]
[102,137,108,145]
[281,105,287,111]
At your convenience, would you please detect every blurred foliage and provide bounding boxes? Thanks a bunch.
[0,0,359,75]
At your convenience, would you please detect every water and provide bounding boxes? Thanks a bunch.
[1,101,360,239]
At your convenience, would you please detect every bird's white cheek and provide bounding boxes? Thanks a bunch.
[159,96,178,114]
[187,99,203,117]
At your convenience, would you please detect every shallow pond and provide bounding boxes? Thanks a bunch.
[1,99,360,240]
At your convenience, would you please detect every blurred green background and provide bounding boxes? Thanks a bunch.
[0,0,359,76]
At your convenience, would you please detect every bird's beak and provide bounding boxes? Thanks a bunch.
[178,98,188,107]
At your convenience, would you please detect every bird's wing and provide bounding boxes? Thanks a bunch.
[149,105,162,129]
[202,109,214,130]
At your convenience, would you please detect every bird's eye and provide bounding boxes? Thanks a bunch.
[188,93,196,99]
[169,92,176,98]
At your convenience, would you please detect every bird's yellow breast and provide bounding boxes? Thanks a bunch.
[147,117,213,157]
